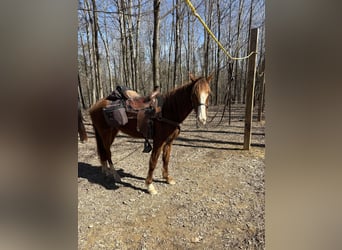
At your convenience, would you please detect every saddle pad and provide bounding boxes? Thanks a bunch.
[103,100,128,128]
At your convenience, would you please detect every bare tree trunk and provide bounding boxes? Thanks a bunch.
[186,7,195,76]
[78,102,88,142]
[98,18,113,96]
[167,27,173,92]
[104,14,114,91]
[178,5,184,85]
[186,7,191,76]
[135,0,142,91]
[204,1,213,77]
[228,62,234,125]
[234,0,244,104]
[91,0,103,99]
[116,0,125,85]
[243,0,255,104]
[123,1,132,88]
[227,0,233,123]
[127,0,136,90]
[117,0,131,87]
[84,0,96,104]
[167,0,175,92]
[153,0,161,90]
[214,0,221,105]
[78,73,86,109]
[172,0,179,89]
[79,33,91,106]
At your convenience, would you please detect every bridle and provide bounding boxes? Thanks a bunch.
[191,94,209,114]
[198,102,208,108]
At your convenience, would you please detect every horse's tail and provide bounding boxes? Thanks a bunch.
[89,101,107,163]
[92,125,107,163]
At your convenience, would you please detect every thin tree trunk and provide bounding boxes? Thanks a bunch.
[78,73,86,109]
[153,0,161,90]
[91,0,103,99]
[178,4,184,84]
[116,0,125,85]
[78,102,88,142]
[127,0,136,89]
[243,0,254,104]
[234,0,244,104]
[84,0,96,104]
[98,18,113,96]
[104,14,114,91]
[123,1,132,88]
[118,0,131,87]
[172,0,179,89]
[135,0,142,91]
[167,0,175,91]
[227,0,233,123]
[79,33,91,106]
[204,1,213,78]
[187,7,191,76]
[214,0,221,105]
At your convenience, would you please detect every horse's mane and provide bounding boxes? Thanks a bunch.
[163,76,207,104]
[164,80,193,100]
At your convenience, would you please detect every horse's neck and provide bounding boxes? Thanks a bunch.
[163,83,194,123]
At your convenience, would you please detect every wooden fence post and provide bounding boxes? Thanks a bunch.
[243,28,259,150]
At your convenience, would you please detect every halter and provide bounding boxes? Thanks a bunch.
[198,103,208,108]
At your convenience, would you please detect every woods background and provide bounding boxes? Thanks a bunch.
[78,0,265,110]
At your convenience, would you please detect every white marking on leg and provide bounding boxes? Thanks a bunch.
[168,178,176,185]
[146,183,157,195]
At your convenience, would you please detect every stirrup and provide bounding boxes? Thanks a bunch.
[143,139,152,153]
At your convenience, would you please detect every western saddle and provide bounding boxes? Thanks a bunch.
[107,86,162,153]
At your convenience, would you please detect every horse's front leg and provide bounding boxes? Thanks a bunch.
[162,142,176,185]
[145,144,162,195]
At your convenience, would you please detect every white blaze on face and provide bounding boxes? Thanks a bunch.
[197,91,208,125]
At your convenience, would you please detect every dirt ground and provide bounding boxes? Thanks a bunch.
[78,104,265,249]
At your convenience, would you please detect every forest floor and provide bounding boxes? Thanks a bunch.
[78,104,265,249]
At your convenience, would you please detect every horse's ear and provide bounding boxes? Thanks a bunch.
[189,73,196,82]
[207,72,214,83]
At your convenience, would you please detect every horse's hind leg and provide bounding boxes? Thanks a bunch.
[103,128,121,182]
[93,126,111,176]
[162,141,176,185]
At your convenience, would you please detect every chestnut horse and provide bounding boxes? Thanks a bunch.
[89,73,212,194]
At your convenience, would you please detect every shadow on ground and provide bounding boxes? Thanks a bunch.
[78,162,167,193]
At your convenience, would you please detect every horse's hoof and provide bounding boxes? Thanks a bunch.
[168,179,176,185]
[147,184,158,195]
[102,168,111,176]
[166,177,176,185]
[112,172,122,183]
[113,175,121,183]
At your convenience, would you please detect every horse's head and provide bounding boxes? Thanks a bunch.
[190,73,213,125]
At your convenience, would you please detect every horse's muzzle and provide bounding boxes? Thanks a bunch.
[197,105,207,125]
